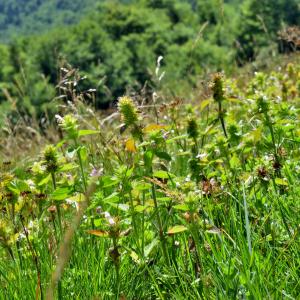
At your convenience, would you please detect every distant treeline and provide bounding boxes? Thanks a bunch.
[0,0,299,121]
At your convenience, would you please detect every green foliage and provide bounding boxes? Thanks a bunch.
[0,0,299,121]
[0,61,300,299]
[0,0,98,41]
[236,0,300,62]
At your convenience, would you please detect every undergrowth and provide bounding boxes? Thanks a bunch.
[0,59,300,299]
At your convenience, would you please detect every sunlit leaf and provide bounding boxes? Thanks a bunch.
[51,187,72,200]
[200,99,212,111]
[173,204,189,211]
[144,238,159,258]
[67,193,85,202]
[144,124,166,133]
[78,130,100,137]
[87,230,109,237]
[59,163,78,172]
[275,178,288,186]
[167,225,188,235]
[37,174,51,186]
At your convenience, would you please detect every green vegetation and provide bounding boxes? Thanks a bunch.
[0,0,98,41]
[0,60,300,299]
[0,0,299,120]
[0,1,300,298]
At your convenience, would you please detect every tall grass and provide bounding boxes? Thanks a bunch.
[0,60,300,299]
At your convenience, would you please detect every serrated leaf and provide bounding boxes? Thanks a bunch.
[167,225,188,235]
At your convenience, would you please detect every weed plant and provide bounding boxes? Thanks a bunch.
[0,62,300,299]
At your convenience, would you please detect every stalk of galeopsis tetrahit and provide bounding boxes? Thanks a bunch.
[211,73,228,139]
[117,96,142,253]
[117,96,143,142]
[56,114,87,192]
[43,145,64,300]
[187,117,199,154]
[43,145,62,235]
[118,96,169,264]
[256,95,282,178]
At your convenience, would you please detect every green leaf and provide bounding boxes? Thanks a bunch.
[166,134,187,143]
[55,140,66,148]
[200,99,212,111]
[79,146,88,162]
[167,225,188,235]
[133,182,151,191]
[155,151,172,161]
[173,204,189,211]
[51,187,72,200]
[156,197,171,202]
[78,129,100,137]
[37,174,51,186]
[134,205,148,212]
[59,163,78,172]
[229,154,240,169]
[144,238,159,258]
[87,230,109,237]
[153,170,174,179]
[101,176,119,188]
[110,203,129,211]
[144,150,154,170]
[275,178,288,186]
[102,192,119,203]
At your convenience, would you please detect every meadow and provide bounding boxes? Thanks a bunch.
[0,57,300,299]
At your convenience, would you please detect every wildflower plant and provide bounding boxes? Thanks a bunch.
[1,61,300,300]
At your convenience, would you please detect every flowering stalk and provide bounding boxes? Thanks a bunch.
[211,73,228,139]
[43,145,62,235]
[56,114,87,192]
